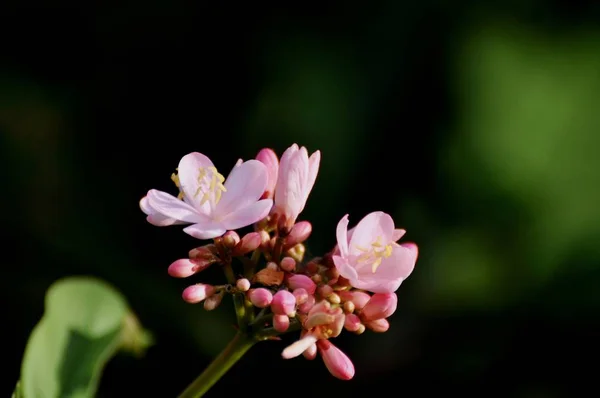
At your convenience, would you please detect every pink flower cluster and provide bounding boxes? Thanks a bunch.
[140,144,418,380]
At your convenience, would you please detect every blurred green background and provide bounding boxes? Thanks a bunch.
[2,1,599,396]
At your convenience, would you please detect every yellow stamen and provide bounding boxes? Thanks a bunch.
[353,235,394,273]
[193,166,228,205]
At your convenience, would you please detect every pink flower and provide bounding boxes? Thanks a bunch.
[140,152,273,239]
[332,211,418,294]
[317,340,355,380]
[255,148,279,200]
[272,144,320,231]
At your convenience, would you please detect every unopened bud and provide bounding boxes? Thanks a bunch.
[236,278,251,292]
[273,314,290,332]
[189,244,219,262]
[168,258,210,278]
[297,294,316,313]
[311,274,322,284]
[292,288,309,305]
[271,290,296,317]
[248,288,273,308]
[305,260,319,275]
[344,313,362,332]
[182,284,215,304]
[326,267,340,284]
[317,285,333,299]
[280,257,296,272]
[232,232,262,256]
[285,221,312,248]
[222,231,240,249]
[343,301,355,314]
[360,293,397,321]
[286,243,305,263]
[355,324,366,335]
[327,293,341,305]
[266,261,279,271]
[338,291,371,311]
[287,274,317,294]
[365,318,390,333]
[204,292,224,311]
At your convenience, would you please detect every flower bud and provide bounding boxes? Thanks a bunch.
[317,340,355,380]
[247,288,273,308]
[339,291,371,311]
[182,284,215,304]
[297,294,316,313]
[327,293,341,305]
[266,261,279,271]
[292,288,309,305]
[360,293,397,321]
[222,230,240,249]
[255,148,279,200]
[259,230,271,247]
[204,292,224,311]
[285,221,312,248]
[355,324,366,334]
[232,232,262,256]
[365,318,390,333]
[344,313,362,332]
[273,314,290,332]
[189,244,219,262]
[236,278,251,292]
[343,300,355,314]
[168,258,209,278]
[287,274,317,294]
[317,285,333,299]
[271,290,296,317]
[280,256,296,272]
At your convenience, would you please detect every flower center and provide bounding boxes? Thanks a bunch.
[355,236,393,273]
[171,166,227,205]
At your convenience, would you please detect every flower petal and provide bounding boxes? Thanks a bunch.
[354,242,417,293]
[215,160,268,217]
[300,150,320,213]
[335,214,350,257]
[332,255,358,281]
[348,211,395,255]
[183,222,227,240]
[392,228,406,241]
[219,199,273,230]
[146,189,207,224]
[282,333,318,359]
[140,196,186,226]
[177,152,215,211]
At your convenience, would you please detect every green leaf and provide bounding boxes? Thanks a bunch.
[18,276,152,398]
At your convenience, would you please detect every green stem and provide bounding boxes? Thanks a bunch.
[177,331,256,398]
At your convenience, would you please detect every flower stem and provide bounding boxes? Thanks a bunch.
[177,331,256,398]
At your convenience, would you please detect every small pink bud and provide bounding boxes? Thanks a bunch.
[255,148,279,200]
[344,313,362,332]
[248,288,273,308]
[285,221,312,247]
[339,291,371,310]
[266,261,279,271]
[182,284,215,304]
[292,288,309,305]
[204,292,223,311]
[222,230,240,249]
[317,285,333,299]
[232,232,262,256]
[303,343,317,360]
[236,278,251,292]
[317,340,355,380]
[360,293,397,321]
[355,324,366,334]
[365,318,390,332]
[273,314,290,332]
[280,256,296,272]
[271,290,296,317]
[168,258,209,278]
[288,274,316,294]
[297,294,316,313]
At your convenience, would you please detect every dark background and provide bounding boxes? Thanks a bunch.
[2,1,600,397]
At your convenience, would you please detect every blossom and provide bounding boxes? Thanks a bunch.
[272,144,320,231]
[140,152,273,240]
[332,211,418,294]
[255,148,279,199]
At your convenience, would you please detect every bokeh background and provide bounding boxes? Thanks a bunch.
[2,1,600,396]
